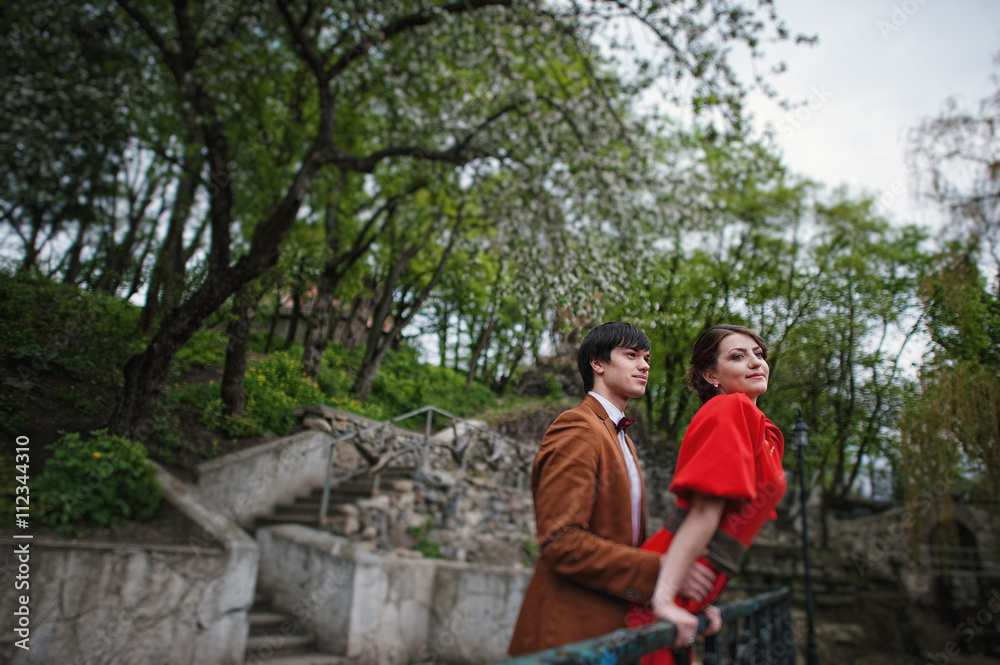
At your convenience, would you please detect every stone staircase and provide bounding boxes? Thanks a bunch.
[254,465,417,537]
[244,591,344,665]
[246,466,421,664]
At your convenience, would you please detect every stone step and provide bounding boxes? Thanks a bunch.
[248,611,295,635]
[255,654,350,665]
[256,513,319,526]
[377,466,417,479]
[245,633,315,658]
[309,485,373,499]
[276,501,324,514]
[277,501,359,519]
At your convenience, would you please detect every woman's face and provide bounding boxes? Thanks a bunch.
[702,332,769,403]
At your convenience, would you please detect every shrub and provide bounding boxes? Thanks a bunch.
[35,430,162,532]
[194,350,336,436]
[0,271,144,385]
[366,345,496,423]
[170,328,228,379]
[406,518,442,559]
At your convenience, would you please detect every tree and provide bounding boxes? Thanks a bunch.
[899,53,1000,539]
[2,0,803,439]
[908,53,1000,284]
[899,248,1000,544]
[0,2,144,279]
[765,194,928,530]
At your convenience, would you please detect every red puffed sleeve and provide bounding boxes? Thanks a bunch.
[669,393,763,503]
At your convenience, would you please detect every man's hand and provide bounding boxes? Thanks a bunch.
[704,604,723,636]
[678,553,717,602]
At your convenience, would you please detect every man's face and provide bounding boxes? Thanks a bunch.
[592,345,650,407]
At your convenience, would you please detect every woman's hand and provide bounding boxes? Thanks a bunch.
[651,599,699,649]
[703,604,723,636]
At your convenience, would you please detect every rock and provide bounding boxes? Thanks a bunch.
[333,503,359,516]
[301,416,332,433]
[293,404,342,420]
[390,479,414,492]
[356,495,391,511]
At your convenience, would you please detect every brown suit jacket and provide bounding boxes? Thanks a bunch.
[508,394,661,656]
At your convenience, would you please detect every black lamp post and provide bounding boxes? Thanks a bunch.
[793,409,819,665]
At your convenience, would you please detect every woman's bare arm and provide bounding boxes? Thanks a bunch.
[650,492,727,647]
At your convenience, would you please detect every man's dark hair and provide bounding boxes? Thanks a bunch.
[577,322,651,393]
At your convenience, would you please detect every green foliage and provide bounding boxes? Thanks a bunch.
[520,538,540,568]
[145,412,220,466]
[55,386,99,417]
[187,349,369,437]
[371,345,495,421]
[170,328,229,379]
[922,246,1000,367]
[0,271,145,384]
[163,338,496,444]
[406,518,442,559]
[34,430,162,532]
[321,342,496,424]
[0,391,28,432]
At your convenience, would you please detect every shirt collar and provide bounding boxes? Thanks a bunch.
[588,391,625,427]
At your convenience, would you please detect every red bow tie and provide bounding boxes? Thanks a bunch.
[615,417,636,435]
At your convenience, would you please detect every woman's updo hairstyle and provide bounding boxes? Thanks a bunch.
[687,324,769,404]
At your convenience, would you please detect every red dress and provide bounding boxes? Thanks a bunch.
[626,393,786,665]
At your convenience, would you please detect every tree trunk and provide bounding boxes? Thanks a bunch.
[63,215,91,285]
[264,283,282,353]
[352,264,402,401]
[284,288,302,349]
[331,281,377,350]
[301,271,337,382]
[107,141,331,438]
[437,304,450,366]
[302,188,343,380]
[139,161,199,332]
[466,314,497,388]
[494,318,529,392]
[221,285,256,417]
[352,333,391,402]
[110,265,257,439]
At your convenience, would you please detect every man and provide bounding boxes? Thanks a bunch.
[508,322,673,655]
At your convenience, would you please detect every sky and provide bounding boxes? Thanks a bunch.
[737,0,1000,228]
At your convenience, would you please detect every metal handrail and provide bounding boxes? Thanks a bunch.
[491,587,793,665]
[316,404,536,523]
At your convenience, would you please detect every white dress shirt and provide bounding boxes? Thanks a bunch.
[588,391,642,546]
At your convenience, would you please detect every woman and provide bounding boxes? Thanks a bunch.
[626,324,787,664]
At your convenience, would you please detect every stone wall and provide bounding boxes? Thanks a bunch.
[283,406,538,566]
[195,429,334,529]
[828,502,1000,606]
[255,524,532,665]
[0,463,258,665]
[294,404,535,490]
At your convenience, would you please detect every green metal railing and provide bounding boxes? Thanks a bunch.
[492,586,795,665]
